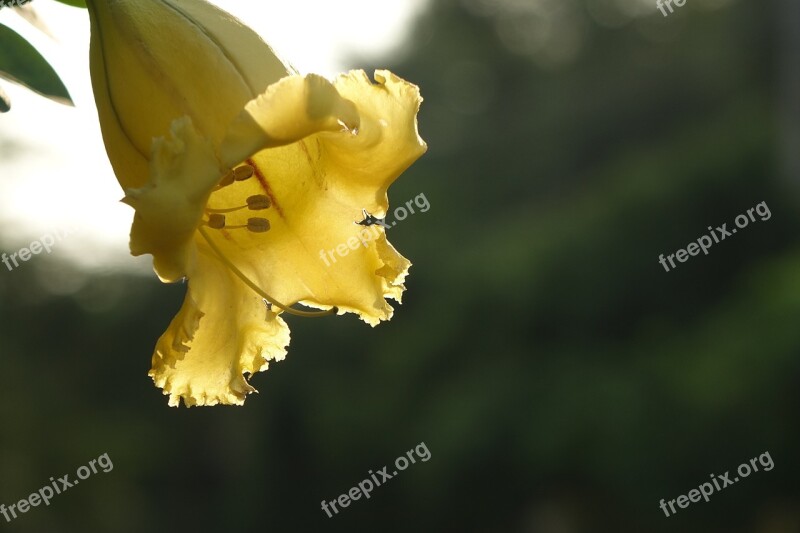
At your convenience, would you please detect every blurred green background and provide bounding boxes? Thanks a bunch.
[2,0,800,531]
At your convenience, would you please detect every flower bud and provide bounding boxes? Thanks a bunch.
[86,0,290,189]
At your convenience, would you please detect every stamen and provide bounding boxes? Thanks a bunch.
[213,165,254,191]
[198,227,336,318]
[206,206,244,214]
[246,195,271,210]
[246,218,270,232]
[206,195,271,215]
[206,214,226,229]
[223,218,271,233]
[234,165,255,181]
[218,170,235,188]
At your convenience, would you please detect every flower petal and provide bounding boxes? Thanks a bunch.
[202,69,425,325]
[123,116,222,282]
[324,69,428,215]
[220,73,360,169]
[149,246,291,407]
[162,0,291,95]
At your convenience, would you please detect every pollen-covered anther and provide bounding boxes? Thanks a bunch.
[246,218,270,233]
[217,170,235,188]
[213,165,254,191]
[206,213,226,229]
[205,194,270,214]
[246,195,271,210]
[223,217,271,233]
[234,164,255,181]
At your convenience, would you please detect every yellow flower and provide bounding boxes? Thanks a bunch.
[86,0,426,406]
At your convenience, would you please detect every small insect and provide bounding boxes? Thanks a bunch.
[356,209,390,229]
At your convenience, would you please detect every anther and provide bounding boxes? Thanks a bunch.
[206,214,226,229]
[234,165,255,181]
[246,195,271,210]
[246,218,270,233]
[217,170,235,188]
[223,218,271,233]
[205,195,270,214]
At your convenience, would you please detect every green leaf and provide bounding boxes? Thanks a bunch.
[0,23,72,106]
[53,0,87,7]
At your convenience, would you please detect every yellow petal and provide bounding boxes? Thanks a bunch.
[124,116,222,282]
[201,70,425,325]
[149,246,291,407]
[220,73,360,170]
[325,70,428,215]
[164,0,292,94]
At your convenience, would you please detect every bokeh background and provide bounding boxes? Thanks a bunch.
[1,0,799,531]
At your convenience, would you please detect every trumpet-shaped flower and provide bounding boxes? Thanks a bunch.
[86,0,426,406]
